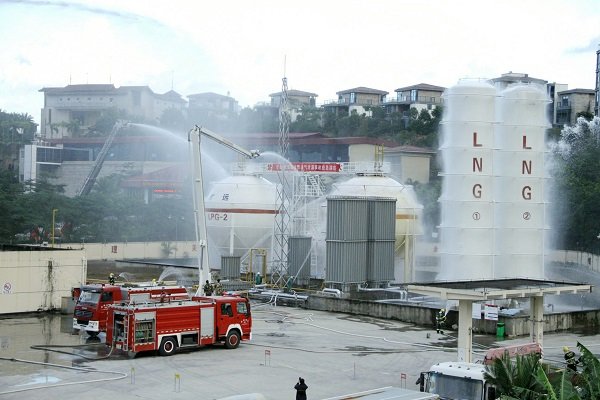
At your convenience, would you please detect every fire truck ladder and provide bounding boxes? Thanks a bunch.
[77,120,127,196]
[123,316,129,350]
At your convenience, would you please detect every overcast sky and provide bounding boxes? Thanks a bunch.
[1,0,599,125]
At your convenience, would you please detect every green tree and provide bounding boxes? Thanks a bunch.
[159,107,187,132]
[88,108,132,136]
[0,110,37,170]
[0,170,26,242]
[412,177,441,237]
[336,109,362,136]
[550,117,600,253]
[291,105,322,132]
[484,352,545,399]
[576,111,594,121]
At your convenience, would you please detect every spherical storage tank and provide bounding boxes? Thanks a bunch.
[205,175,277,257]
[330,176,423,251]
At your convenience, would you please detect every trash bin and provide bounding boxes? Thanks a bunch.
[496,322,505,338]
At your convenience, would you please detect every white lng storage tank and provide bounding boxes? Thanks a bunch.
[439,78,550,281]
[493,84,549,279]
[205,175,277,258]
[439,79,497,280]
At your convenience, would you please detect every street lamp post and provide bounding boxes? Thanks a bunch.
[51,209,58,248]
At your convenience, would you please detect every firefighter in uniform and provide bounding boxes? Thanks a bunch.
[108,272,115,285]
[214,279,224,296]
[203,280,213,296]
[436,308,446,334]
[563,346,579,372]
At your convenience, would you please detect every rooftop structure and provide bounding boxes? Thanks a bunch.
[38,84,186,139]
[556,88,596,125]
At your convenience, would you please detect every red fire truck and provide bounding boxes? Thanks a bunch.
[72,283,189,336]
[105,295,252,356]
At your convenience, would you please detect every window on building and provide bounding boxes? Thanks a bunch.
[561,96,569,107]
[410,90,417,102]
[349,93,356,104]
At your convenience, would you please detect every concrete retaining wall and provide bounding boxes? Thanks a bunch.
[0,248,86,314]
[60,241,198,261]
[305,296,600,337]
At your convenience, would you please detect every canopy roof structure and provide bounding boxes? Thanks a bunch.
[407,278,592,301]
[406,278,593,363]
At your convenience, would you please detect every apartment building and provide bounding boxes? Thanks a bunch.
[323,87,388,117]
[555,88,596,125]
[269,89,318,108]
[188,92,239,115]
[38,84,186,139]
[383,83,445,124]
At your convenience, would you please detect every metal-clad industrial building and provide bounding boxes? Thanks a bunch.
[325,196,396,288]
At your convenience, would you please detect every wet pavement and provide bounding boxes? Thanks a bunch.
[2,305,600,400]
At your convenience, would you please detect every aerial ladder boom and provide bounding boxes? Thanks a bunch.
[77,120,128,196]
[193,126,260,159]
[188,125,260,295]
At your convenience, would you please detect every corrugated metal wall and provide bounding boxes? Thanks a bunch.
[326,196,369,241]
[220,256,241,279]
[326,241,368,283]
[368,198,396,240]
[326,196,396,285]
[367,198,396,283]
[288,236,312,278]
[367,241,395,282]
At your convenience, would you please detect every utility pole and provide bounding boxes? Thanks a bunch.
[51,209,58,248]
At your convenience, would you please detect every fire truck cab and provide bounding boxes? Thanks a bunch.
[419,344,541,399]
[106,295,252,356]
[419,362,495,400]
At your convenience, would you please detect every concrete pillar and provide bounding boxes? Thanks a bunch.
[530,295,544,353]
[457,299,473,363]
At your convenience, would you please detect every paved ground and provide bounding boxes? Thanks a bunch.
[1,302,600,400]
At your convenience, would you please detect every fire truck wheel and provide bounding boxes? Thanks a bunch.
[159,337,178,356]
[225,331,240,349]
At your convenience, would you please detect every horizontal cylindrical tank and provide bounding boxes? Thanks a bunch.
[205,175,277,257]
